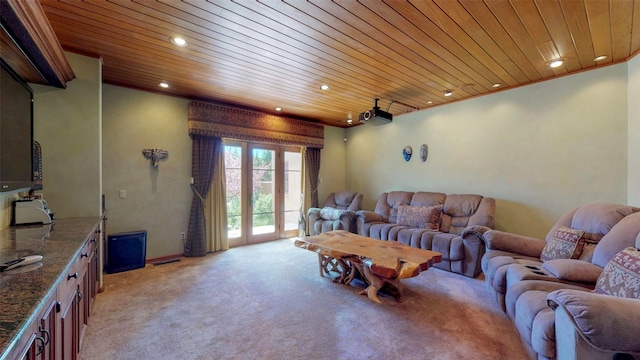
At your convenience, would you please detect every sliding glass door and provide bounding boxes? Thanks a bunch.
[224,141,301,247]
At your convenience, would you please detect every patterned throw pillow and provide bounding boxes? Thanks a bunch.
[319,207,344,220]
[396,204,442,231]
[540,226,586,261]
[594,247,640,299]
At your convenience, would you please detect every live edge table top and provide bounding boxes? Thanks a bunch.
[294,230,442,281]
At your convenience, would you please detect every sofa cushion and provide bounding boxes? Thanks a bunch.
[540,226,585,261]
[319,207,344,220]
[594,247,640,299]
[396,204,442,231]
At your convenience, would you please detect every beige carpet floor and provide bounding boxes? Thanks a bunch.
[80,238,528,360]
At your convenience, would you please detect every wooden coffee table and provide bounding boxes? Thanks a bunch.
[294,230,441,303]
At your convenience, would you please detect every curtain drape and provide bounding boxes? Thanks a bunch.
[305,147,321,208]
[184,136,220,257]
[298,147,307,237]
[205,139,228,252]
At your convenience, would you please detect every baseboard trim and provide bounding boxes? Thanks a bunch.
[146,254,182,264]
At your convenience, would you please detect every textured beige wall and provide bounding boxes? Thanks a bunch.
[346,63,629,239]
[628,55,640,207]
[102,85,192,259]
[31,52,102,218]
[317,126,347,203]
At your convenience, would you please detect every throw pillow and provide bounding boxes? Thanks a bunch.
[540,226,586,261]
[319,207,344,221]
[594,247,640,299]
[396,204,442,231]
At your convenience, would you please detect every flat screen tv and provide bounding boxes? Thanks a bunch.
[0,59,34,192]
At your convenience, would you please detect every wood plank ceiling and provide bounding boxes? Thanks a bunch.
[39,0,640,128]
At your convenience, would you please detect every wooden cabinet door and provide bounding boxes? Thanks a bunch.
[60,288,78,360]
[36,299,57,360]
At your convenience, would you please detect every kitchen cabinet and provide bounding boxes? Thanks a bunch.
[0,217,104,360]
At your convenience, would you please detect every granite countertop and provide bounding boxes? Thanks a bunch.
[0,216,103,358]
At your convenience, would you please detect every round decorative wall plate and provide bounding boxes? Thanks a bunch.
[420,144,428,162]
[402,146,412,162]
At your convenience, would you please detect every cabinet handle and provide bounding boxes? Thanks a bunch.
[77,289,83,301]
[38,325,50,346]
[35,335,46,356]
[95,229,102,234]
[67,272,78,280]
[81,252,89,258]
[91,237,97,242]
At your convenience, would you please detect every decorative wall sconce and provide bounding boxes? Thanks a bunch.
[142,148,169,168]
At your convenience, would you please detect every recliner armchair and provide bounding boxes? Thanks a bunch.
[307,191,363,235]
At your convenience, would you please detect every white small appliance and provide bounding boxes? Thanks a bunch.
[12,199,54,225]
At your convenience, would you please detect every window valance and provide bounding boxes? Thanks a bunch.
[188,101,324,149]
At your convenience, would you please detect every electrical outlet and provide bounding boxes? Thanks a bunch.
[119,189,126,199]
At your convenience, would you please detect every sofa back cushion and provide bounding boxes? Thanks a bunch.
[594,247,640,299]
[440,194,493,235]
[324,191,363,211]
[396,204,443,230]
[373,191,414,223]
[409,192,446,208]
[546,203,639,246]
[592,211,640,268]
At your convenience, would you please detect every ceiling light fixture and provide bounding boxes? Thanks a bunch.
[492,83,501,88]
[548,59,564,68]
[320,84,329,91]
[347,119,352,124]
[159,82,169,88]
[444,90,453,97]
[427,101,433,104]
[171,37,187,47]
[594,55,608,62]
[275,107,282,111]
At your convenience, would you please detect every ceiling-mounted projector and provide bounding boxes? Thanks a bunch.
[359,98,392,125]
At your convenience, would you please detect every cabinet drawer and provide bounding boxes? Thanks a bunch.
[58,259,79,300]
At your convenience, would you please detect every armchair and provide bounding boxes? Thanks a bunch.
[307,191,363,235]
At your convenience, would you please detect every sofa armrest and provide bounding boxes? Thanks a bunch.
[459,225,493,277]
[356,210,385,223]
[541,259,602,283]
[484,229,546,258]
[548,289,640,354]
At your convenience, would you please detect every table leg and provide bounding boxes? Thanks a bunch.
[353,263,404,304]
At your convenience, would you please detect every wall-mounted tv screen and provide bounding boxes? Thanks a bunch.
[0,59,34,192]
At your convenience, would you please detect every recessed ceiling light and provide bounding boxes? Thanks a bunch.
[171,37,187,47]
[548,59,564,68]
[444,90,453,97]
[320,84,329,91]
[159,82,169,88]
[347,119,352,124]
[594,55,608,62]
[427,101,433,104]
[492,83,501,88]
[275,107,282,111]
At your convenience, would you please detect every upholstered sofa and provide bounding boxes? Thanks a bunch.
[356,191,495,277]
[307,191,363,235]
[482,202,639,312]
[482,206,640,359]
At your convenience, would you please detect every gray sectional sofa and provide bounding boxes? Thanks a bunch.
[482,203,640,359]
[356,191,495,277]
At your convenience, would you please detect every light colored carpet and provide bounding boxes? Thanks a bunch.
[80,239,528,360]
